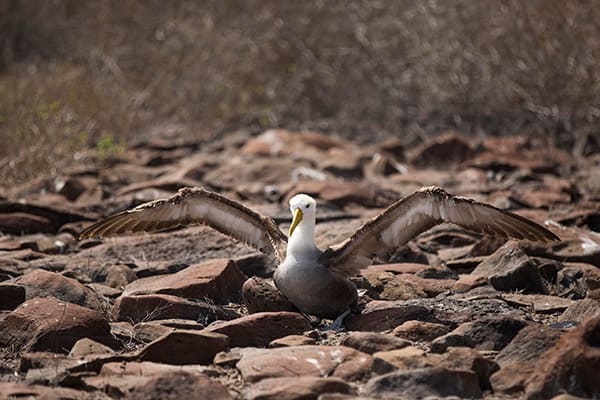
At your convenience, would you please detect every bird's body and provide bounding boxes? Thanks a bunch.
[79,186,559,321]
[273,194,359,318]
[274,256,358,319]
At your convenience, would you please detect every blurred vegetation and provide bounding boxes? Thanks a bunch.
[1,0,599,184]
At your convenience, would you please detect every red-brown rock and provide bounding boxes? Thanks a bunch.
[122,258,246,304]
[396,274,455,297]
[472,242,548,293]
[431,316,527,353]
[364,367,482,399]
[126,371,233,400]
[138,330,229,365]
[70,338,115,357]
[525,316,600,399]
[439,347,499,390]
[360,270,427,300]
[236,345,373,383]
[372,346,436,374]
[490,324,562,394]
[0,382,88,400]
[269,335,316,348]
[453,274,488,293]
[113,294,239,324]
[342,332,411,354]
[242,277,297,314]
[243,376,355,400]
[345,302,432,331]
[0,283,25,310]
[392,320,451,342]
[204,311,310,347]
[17,269,104,311]
[0,297,111,352]
[0,213,56,234]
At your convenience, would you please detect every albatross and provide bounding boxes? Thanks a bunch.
[79,186,559,326]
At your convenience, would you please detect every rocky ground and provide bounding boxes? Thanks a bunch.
[0,130,599,399]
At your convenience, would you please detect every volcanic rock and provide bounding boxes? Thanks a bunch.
[122,258,246,304]
[345,302,432,331]
[0,283,25,310]
[16,269,104,311]
[204,311,310,347]
[126,371,233,400]
[341,332,411,354]
[242,277,297,313]
[138,330,229,365]
[243,377,355,400]
[525,316,600,399]
[0,297,112,352]
[559,298,600,322]
[392,320,451,342]
[431,316,527,353]
[269,335,316,348]
[236,345,373,383]
[113,294,239,324]
[0,382,90,400]
[372,346,436,374]
[70,338,115,357]
[472,242,548,293]
[490,323,562,394]
[363,367,482,399]
[439,347,499,390]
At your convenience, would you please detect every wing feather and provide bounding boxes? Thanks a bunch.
[79,187,288,260]
[321,186,559,276]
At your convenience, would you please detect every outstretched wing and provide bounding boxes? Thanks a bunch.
[321,186,559,277]
[79,187,288,260]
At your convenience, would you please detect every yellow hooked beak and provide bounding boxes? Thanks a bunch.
[289,208,303,237]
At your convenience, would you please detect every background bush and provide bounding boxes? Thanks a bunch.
[1,0,599,183]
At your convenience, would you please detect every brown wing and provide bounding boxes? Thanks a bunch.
[79,187,288,260]
[321,186,559,277]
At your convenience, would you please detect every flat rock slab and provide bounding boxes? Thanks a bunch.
[242,276,297,314]
[525,316,600,399]
[17,269,104,311]
[491,324,562,394]
[70,338,115,357]
[392,320,451,342]
[113,293,239,324]
[431,316,528,353]
[503,293,575,313]
[364,367,482,399]
[100,361,208,376]
[0,382,92,400]
[341,332,411,354]
[204,311,311,347]
[0,283,25,310]
[0,297,111,352]
[269,335,316,348]
[84,362,213,397]
[126,371,234,400]
[122,258,246,304]
[372,346,436,374]
[236,345,373,383]
[138,330,229,365]
[472,242,547,293]
[243,377,355,400]
[345,302,432,331]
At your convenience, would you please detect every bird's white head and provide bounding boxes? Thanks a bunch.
[288,193,317,237]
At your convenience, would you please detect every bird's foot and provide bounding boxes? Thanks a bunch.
[323,309,351,331]
[302,313,322,327]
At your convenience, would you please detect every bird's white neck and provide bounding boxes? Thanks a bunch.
[287,218,318,258]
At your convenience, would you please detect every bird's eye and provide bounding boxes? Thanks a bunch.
[305,204,310,209]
